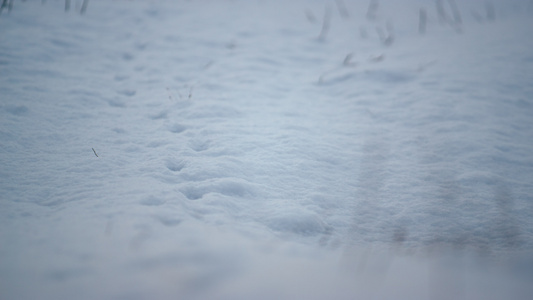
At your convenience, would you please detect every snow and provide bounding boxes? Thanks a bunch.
[1,0,533,299]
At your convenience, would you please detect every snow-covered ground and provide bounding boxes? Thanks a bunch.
[1,0,533,299]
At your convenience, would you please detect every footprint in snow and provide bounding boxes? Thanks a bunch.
[149,110,168,120]
[4,105,29,116]
[114,75,129,82]
[189,139,210,152]
[165,159,185,172]
[107,99,126,108]
[167,123,187,134]
[117,89,136,97]
[154,215,182,227]
[122,52,134,61]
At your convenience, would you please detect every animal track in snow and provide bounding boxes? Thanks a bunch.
[165,159,185,172]
[167,123,187,134]
[117,89,136,97]
[4,105,29,116]
[107,99,126,107]
[122,52,135,61]
[149,110,168,120]
[189,139,210,152]
[114,75,129,82]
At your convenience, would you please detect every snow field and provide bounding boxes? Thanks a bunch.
[1,0,533,299]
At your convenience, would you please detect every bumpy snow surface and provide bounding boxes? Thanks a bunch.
[1,0,533,299]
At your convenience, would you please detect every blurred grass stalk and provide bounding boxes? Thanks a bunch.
[0,0,13,14]
[80,0,88,15]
